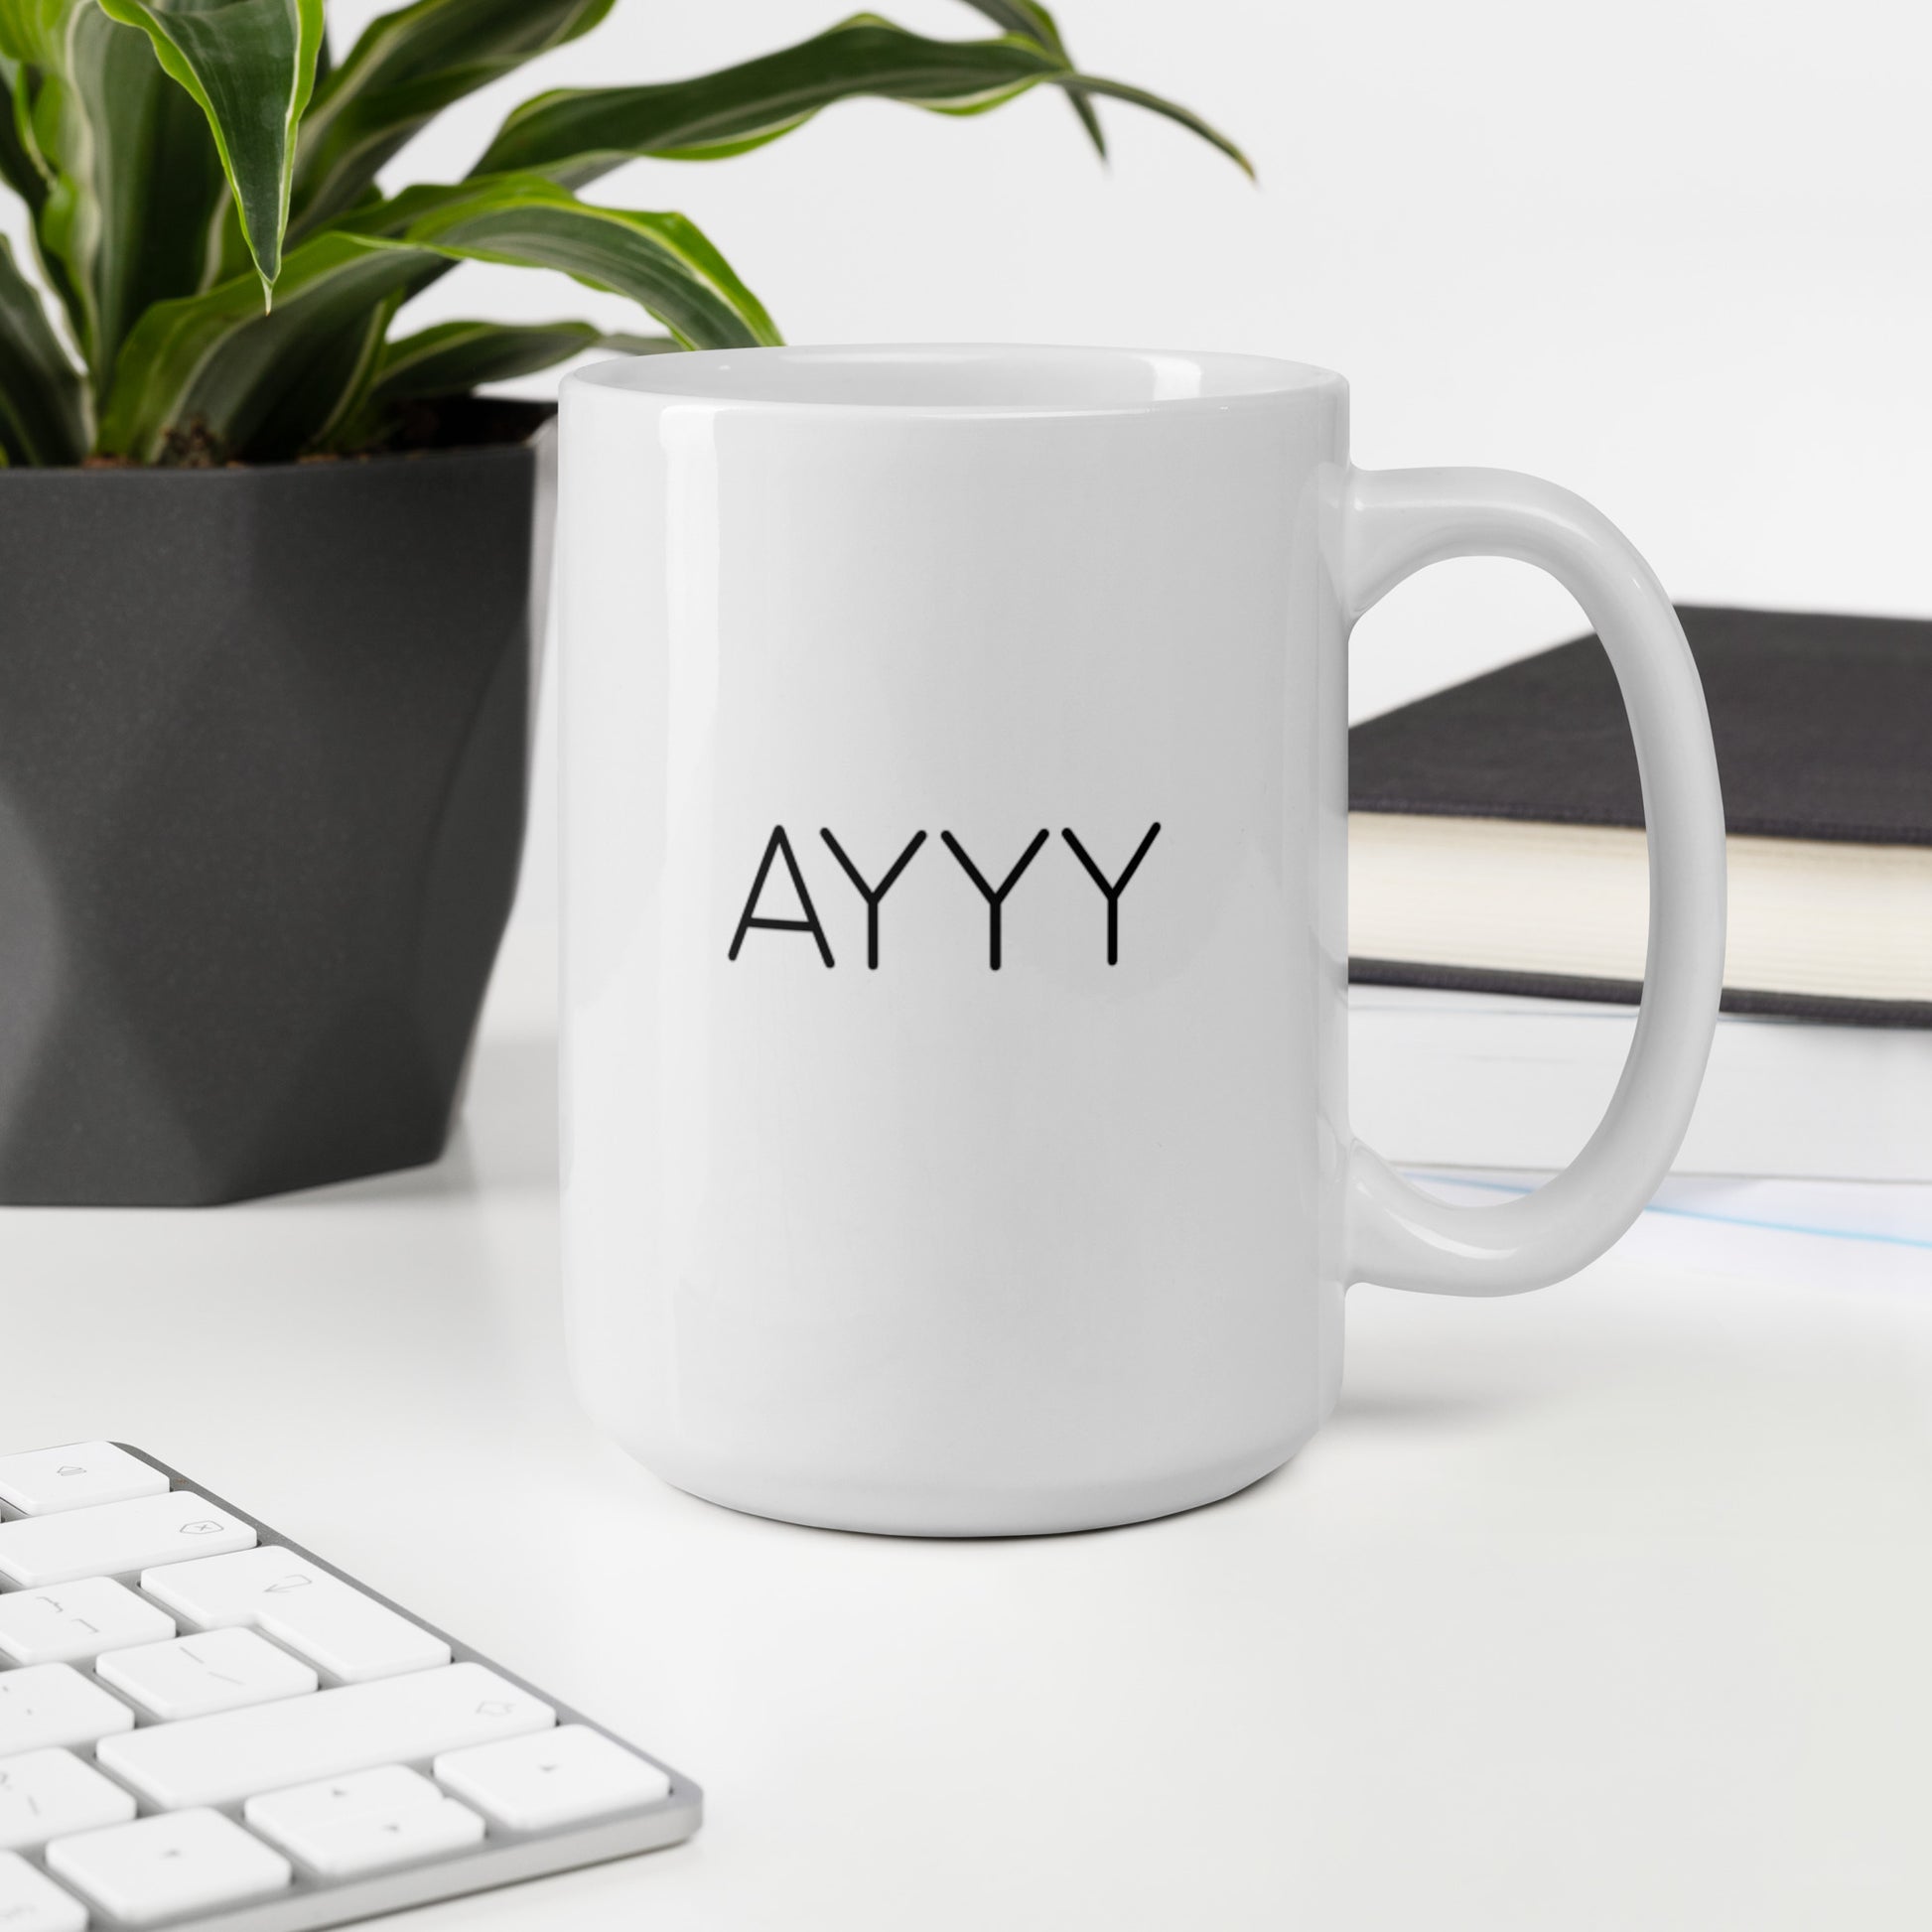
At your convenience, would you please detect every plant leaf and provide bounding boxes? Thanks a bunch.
[950,0,1103,155]
[96,0,326,300]
[25,3,231,397]
[1,55,88,344]
[370,177,781,345]
[0,2,69,65]
[0,51,49,209]
[99,175,776,462]
[0,229,84,462]
[1058,72,1251,178]
[471,13,1248,186]
[290,0,613,238]
[473,16,1064,183]
[368,317,671,406]
[95,228,410,461]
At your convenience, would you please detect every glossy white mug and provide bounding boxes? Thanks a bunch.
[557,346,1725,1537]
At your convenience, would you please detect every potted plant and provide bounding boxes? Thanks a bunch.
[0,0,1244,1205]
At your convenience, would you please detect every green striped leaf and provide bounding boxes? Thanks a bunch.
[0,53,48,209]
[290,0,613,237]
[21,3,230,399]
[0,54,85,348]
[368,317,671,406]
[0,229,85,463]
[0,2,69,65]
[1052,72,1251,176]
[951,0,1103,155]
[96,228,413,460]
[97,0,325,300]
[472,14,1248,186]
[476,18,1059,181]
[99,174,777,462]
[375,178,778,345]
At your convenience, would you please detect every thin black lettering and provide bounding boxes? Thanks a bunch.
[728,825,834,966]
[1061,822,1161,965]
[819,829,926,969]
[940,829,1049,971]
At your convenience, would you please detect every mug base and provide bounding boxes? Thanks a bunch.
[639,1434,1312,1539]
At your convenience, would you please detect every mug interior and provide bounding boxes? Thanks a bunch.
[569,344,1341,413]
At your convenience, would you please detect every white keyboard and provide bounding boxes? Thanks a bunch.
[0,1445,699,1929]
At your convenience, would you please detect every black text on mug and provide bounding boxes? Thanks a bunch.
[728,824,1163,970]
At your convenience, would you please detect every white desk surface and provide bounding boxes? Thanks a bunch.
[4,927,1929,1931]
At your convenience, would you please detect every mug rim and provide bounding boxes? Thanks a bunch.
[564,343,1346,418]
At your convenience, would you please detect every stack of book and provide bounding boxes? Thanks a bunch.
[1348,607,1932,1179]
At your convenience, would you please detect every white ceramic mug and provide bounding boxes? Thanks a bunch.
[558,345,1725,1537]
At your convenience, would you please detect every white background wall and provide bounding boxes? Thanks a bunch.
[11,0,1932,926]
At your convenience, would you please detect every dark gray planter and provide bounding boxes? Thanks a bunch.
[0,403,551,1205]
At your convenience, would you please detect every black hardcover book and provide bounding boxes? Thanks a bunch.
[1347,607,1932,1027]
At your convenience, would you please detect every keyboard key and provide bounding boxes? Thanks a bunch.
[263,1797,485,1878]
[0,1491,253,1588]
[99,1662,554,1809]
[0,1663,136,1755]
[245,1764,443,1837]
[0,1748,137,1852]
[0,1443,168,1517]
[48,1809,291,1927]
[437,1725,673,1831]
[97,1627,319,1721]
[0,1852,86,1932]
[0,1575,175,1665]
[143,1546,450,1683]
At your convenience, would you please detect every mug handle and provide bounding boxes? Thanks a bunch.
[1339,467,1727,1294]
